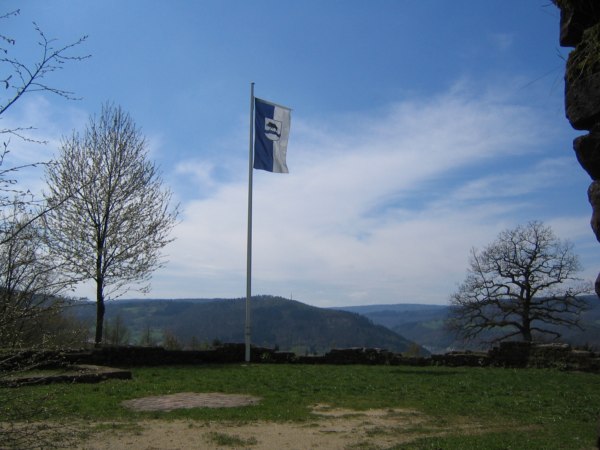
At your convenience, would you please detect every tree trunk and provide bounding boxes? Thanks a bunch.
[521,317,532,342]
[94,278,105,346]
[522,296,532,342]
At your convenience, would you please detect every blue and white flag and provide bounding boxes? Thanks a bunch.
[254,97,291,173]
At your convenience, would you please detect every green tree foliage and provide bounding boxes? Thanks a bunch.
[44,104,179,345]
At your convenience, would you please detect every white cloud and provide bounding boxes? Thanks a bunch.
[1,96,88,197]
[449,157,579,203]
[175,160,218,190]
[145,83,585,306]
[20,87,590,307]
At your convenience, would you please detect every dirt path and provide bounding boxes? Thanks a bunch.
[75,394,484,449]
[78,409,441,450]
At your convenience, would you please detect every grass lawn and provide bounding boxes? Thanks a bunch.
[1,364,599,449]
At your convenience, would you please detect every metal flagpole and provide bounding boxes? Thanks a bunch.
[245,82,255,363]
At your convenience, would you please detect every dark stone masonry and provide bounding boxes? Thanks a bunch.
[555,0,600,295]
[3,342,599,373]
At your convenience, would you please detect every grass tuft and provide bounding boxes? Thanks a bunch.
[205,431,258,447]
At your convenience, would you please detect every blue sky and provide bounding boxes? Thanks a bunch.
[2,1,596,306]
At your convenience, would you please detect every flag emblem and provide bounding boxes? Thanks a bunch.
[264,118,282,141]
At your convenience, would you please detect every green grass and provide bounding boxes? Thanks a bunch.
[2,364,599,449]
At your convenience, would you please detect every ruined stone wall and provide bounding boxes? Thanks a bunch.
[3,343,599,371]
[555,0,600,295]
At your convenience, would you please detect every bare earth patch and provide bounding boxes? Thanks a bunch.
[74,393,492,449]
[121,392,261,412]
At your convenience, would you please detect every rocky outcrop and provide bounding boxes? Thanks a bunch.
[557,0,600,46]
[555,0,600,296]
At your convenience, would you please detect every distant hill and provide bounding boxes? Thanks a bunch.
[334,304,447,330]
[70,296,426,355]
[69,295,600,355]
[333,304,453,353]
[335,296,600,353]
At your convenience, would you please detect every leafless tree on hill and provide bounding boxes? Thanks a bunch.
[448,221,592,344]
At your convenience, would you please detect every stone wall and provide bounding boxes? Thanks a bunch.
[555,0,600,295]
[487,341,600,370]
[3,342,598,372]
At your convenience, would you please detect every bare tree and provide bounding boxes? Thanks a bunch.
[104,313,130,346]
[0,8,88,347]
[0,8,89,240]
[0,10,88,450]
[139,323,157,347]
[44,103,179,346]
[448,221,592,343]
[0,201,88,450]
[1,9,89,118]
[0,201,75,348]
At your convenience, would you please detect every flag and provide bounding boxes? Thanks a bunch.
[254,97,291,173]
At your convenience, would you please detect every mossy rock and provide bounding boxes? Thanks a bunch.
[567,21,600,84]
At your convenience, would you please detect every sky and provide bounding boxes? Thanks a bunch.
[1,1,597,307]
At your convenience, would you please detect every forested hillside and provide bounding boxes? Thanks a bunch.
[68,295,600,355]
[70,296,424,355]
